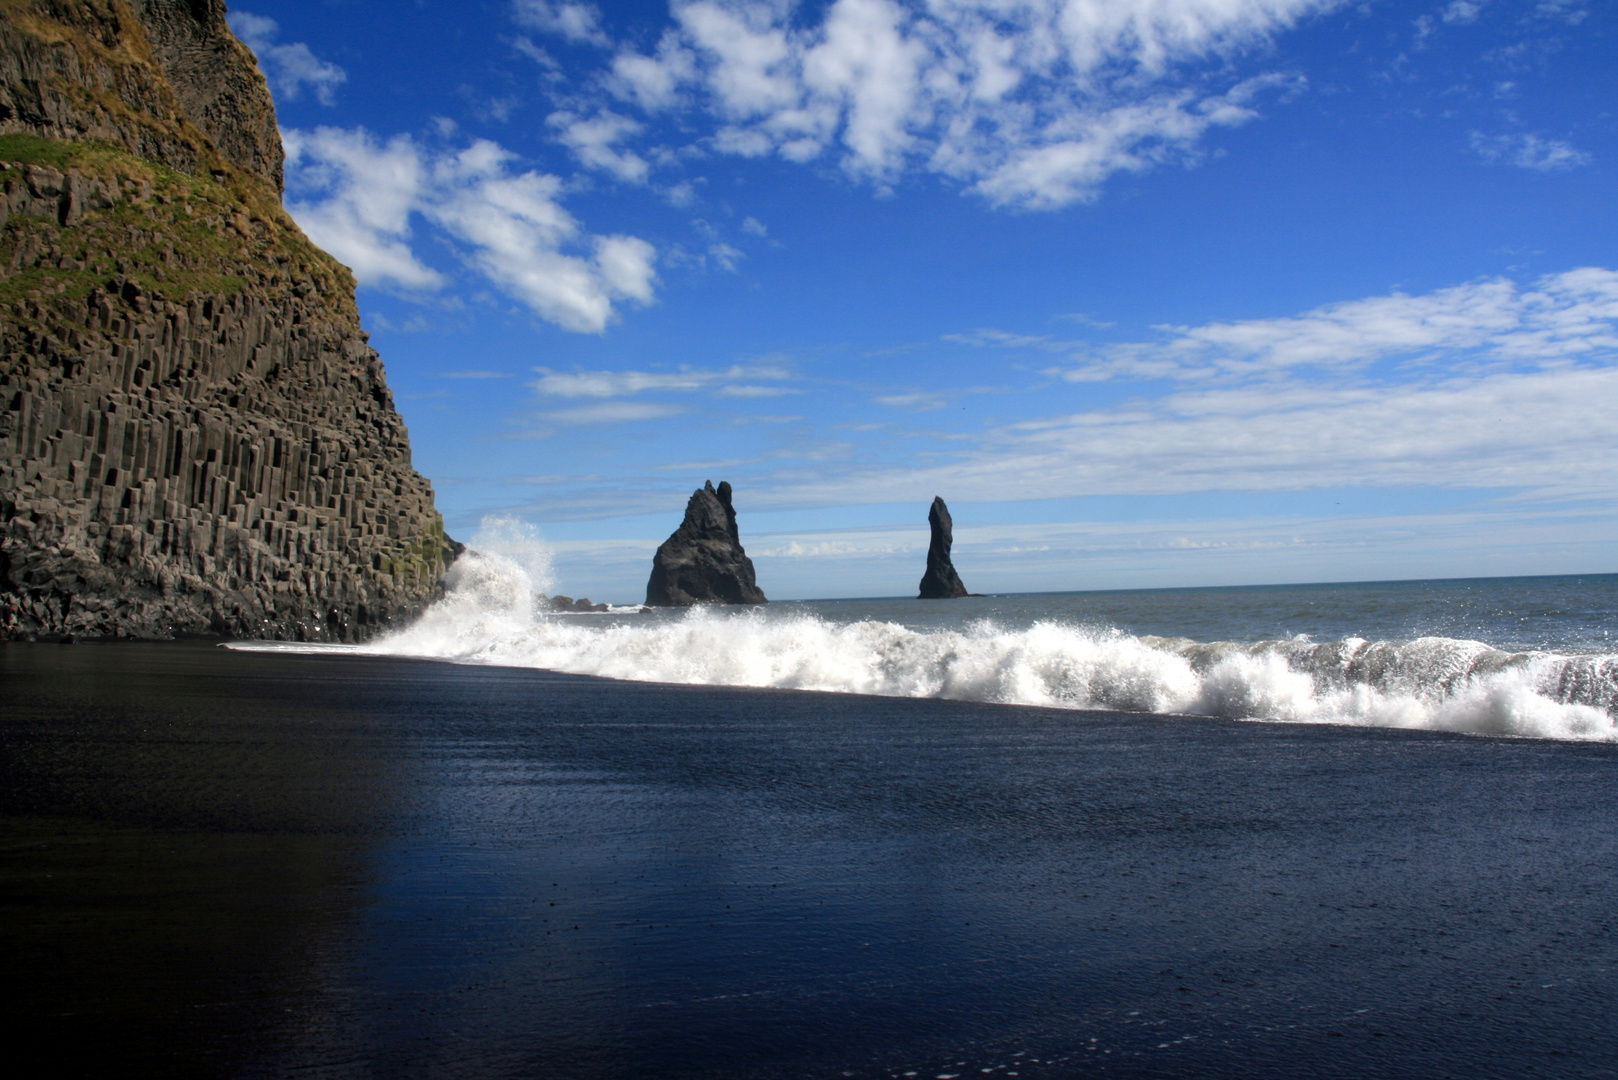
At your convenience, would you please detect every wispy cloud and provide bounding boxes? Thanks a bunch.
[779,366,1618,508]
[511,0,610,47]
[1534,1,1589,26]
[1469,131,1591,172]
[281,128,657,332]
[1047,269,1618,383]
[719,384,800,398]
[535,401,686,425]
[229,12,348,105]
[769,269,1618,508]
[943,328,1060,350]
[529,363,793,397]
[876,392,948,410]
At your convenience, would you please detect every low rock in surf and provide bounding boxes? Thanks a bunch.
[919,496,969,599]
[645,481,768,607]
[540,594,609,613]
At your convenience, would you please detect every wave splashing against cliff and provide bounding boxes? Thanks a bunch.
[398,516,555,635]
[245,551,1618,743]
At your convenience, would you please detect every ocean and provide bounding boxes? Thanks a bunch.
[3,567,1616,1077]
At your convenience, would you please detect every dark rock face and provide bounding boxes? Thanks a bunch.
[0,3,454,641]
[645,481,766,607]
[0,0,284,193]
[133,0,286,193]
[918,496,968,599]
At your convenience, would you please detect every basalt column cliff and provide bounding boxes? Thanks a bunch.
[0,0,455,641]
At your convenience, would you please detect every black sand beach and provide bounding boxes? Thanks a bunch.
[3,641,1615,1078]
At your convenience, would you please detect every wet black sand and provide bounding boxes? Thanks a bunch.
[2,641,1615,1078]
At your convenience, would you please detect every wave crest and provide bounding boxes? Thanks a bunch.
[329,551,1618,743]
[230,549,1616,743]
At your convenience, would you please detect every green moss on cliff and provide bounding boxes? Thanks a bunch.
[0,132,130,173]
[0,133,355,314]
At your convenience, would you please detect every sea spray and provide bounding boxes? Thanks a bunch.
[398,516,555,647]
[236,548,1618,743]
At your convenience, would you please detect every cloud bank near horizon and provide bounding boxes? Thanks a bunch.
[484,268,1618,517]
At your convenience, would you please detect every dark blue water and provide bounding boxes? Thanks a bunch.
[4,641,1615,1078]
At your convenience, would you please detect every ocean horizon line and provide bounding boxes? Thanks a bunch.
[766,569,1618,606]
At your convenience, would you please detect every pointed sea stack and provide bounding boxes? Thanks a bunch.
[918,496,969,599]
[645,481,767,606]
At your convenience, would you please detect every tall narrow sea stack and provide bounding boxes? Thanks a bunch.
[645,481,767,606]
[0,0,455,641]
[918,496,969,599]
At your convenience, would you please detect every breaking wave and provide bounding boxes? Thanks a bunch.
[239,546,1618,743]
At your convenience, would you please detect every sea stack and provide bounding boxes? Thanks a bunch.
[0,1,456,641]
[645,481,767,606]
[918,496,969,599]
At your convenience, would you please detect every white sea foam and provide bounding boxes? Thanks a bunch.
[235,544,1618,743]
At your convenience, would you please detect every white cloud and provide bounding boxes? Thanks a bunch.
[281,128,658,333]
[281,127,443,290]
[1050,269,1618,382]
[229,12,348,105]
[532,369,716,397]
[609,30,699,110]
[1470,131,1591,172]
[530,363,792,397]
[512,0,610,46]
[547,110,651,183]
[741,216,767,236]
[970,73,1298,209]
[594,235,659,302]
[578,0,1337,208]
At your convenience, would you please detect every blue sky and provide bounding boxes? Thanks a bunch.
[230,0,1616,602]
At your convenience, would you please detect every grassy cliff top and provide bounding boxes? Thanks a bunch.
[1,132,356,317]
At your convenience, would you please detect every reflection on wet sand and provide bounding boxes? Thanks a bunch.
[2,643,388,1077]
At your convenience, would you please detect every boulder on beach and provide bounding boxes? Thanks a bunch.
[918,496,969,599]
[645,482,768,606]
